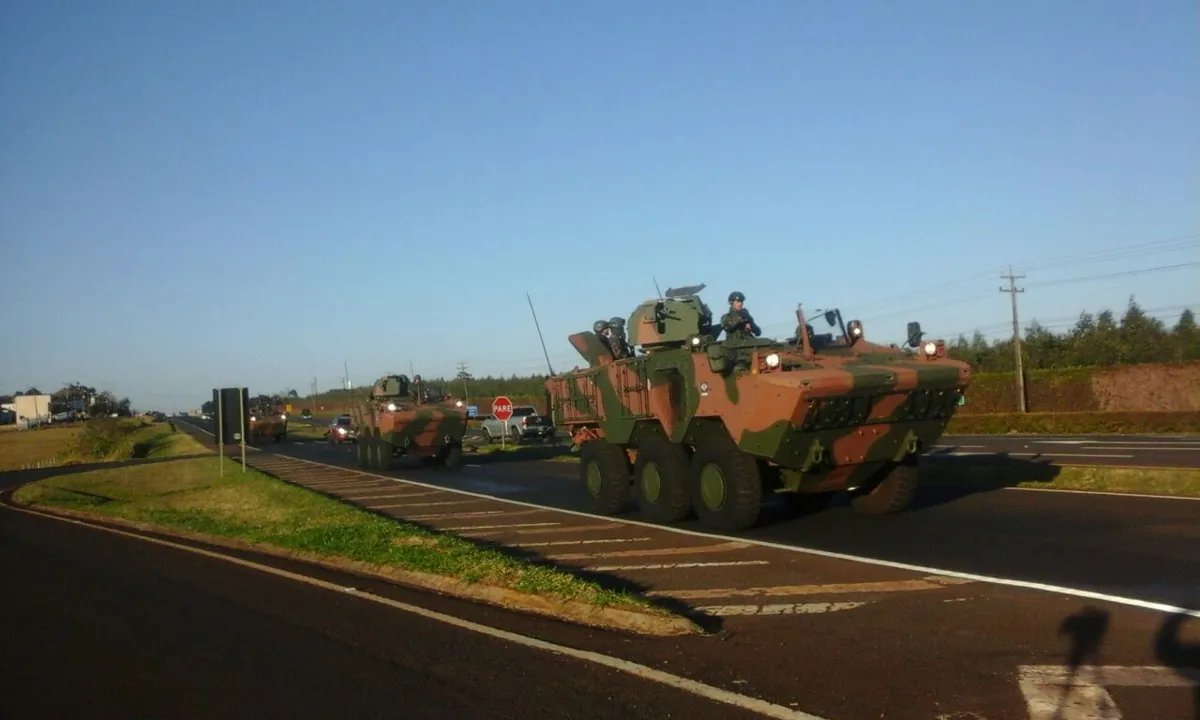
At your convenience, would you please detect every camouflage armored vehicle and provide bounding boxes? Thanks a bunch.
[544,284,973,532]
[247,395,288,442]
[349,373,468,470]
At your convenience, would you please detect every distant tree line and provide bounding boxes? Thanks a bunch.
[947,299,1198,373]
[0,383,132,417]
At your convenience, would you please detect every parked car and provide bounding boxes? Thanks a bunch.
[478,405,555,444]
[327,413,356,444]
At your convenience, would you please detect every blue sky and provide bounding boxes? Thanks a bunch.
[2,0,1197,411]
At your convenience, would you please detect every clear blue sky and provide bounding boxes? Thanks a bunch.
[2,0,1197,411]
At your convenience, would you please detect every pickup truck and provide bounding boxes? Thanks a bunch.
[478,405,555,444]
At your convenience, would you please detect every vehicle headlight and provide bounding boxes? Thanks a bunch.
[455,400,464,407]
[690,335,702,347]
[923,341,937,356]
[337,427,346,434]
[250,415,257,422]
[280,414,287,420]
[386,402,397,411]
[765,353,781,368]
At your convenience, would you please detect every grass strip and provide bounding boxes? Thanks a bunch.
[920,461,1200,498]
[946,410,1200,435]
[0,419,209,471]
[12,456,695,634]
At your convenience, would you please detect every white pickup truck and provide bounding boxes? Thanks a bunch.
[478,405,556,444]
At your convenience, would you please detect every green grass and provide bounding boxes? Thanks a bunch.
[946,410,1200,435]
[0,419,208,471]
[13,456,656,611]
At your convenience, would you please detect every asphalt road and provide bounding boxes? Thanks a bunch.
[929,433,1200,469]
[0,486,778,720]
[211,419,1200,610]
[163,420,1200,718]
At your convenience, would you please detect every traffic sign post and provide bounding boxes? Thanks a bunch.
[492,396,513,447]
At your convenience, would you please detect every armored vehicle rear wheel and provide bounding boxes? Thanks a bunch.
[688,440,762,532]
[377,437,395,470]
[849,460,919,515]
[442,442,463,470]
[634,438,693,523]
[579,440,630,515]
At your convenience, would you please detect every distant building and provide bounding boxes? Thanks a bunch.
[13,395,51,427]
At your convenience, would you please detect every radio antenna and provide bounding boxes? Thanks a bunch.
[526,292,555,376]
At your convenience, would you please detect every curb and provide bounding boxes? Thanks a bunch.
[7,493,703,638]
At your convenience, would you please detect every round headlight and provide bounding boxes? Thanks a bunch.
[386,402,397,412]
[249,415,257,422]
[455,400,464,407]
[852,325,862,337]
[765,353,781,368]
[280,413,287,420]
[690,336,701,346]
[923,341,937,355]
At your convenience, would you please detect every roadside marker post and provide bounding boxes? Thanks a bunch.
[493,396,513,448]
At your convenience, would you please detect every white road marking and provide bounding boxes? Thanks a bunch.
[1017,664,1199,719]
[650,576,971,600]
[1031,440,1091,445]
[1001,486,1200,501]
[695,602,870,617]
[546,541,749,561]
[366,498,486,509]
[1085,445,1200,451]
[440,522,562,531]
[0,500,825,720]
[943,452,1136,459]
[586,560,770,572]
[521,537,653,548]
[338,491,443,501]
[174,423,1200,619]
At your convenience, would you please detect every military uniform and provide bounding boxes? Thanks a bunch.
[720,291,761,339]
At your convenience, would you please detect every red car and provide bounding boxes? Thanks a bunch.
[327,414,357,444]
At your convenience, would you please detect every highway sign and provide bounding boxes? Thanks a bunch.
[285,403,293,414]
[467,405,478,418]
[492,396,513,421]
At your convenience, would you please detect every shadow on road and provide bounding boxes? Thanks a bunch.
[906,454,1064,512]
[0,454,211,490]
[1155,605,1200,720]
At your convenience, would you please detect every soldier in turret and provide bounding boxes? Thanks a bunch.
[606,316,631,359]
[721,291,762,339]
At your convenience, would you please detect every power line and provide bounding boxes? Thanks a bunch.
[1023,261,1199,289]
[999,266,1027,413]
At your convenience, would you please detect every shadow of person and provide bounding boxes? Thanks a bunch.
[1057,606,1112,718]
[1153,608,1200,720]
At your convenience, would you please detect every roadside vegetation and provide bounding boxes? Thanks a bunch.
[921,461,1200,498]
[0,418,209,472]
[12,456,660,614]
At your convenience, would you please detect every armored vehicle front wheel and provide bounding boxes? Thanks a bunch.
[441,442,463,470]
[356,434,371,467]
[579,440,630,515]
[848,459,919,515]
[688,441,762,532]
[377,436,395,471]
[634,438,693,524]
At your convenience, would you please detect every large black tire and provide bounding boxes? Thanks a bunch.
[442,442,463,470]
[848,460,919,515]
[579,440,630,515]
[377,435,395,470]
[688,439,762,532]
[356,432,371,467]
[634,437,693,523]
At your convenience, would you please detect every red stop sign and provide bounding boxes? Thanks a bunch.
[492,396,514,421]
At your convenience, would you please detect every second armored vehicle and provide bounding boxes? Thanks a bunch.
[544,284,973,532]
[248,395,288,443]
[349,374,469,470]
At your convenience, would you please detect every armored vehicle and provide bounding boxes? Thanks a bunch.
[544,284,972,532]
[349,373,468,470]
[248,395,288,442]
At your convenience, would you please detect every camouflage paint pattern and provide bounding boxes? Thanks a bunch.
[547,288,972,498]
[248,403,289,442]
[349,374,468,468]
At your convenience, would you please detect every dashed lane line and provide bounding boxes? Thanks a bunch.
[0,494,826,720]
[439,522,563,532]
[466,523,625,537]
[337,491,444,501]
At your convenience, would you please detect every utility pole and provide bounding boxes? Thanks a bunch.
[456,361,471,403]
[999,266,1027,413]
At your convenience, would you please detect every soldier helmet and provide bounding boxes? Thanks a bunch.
[728,291,745,303]
[593,319,611,334]
[608,316,625,329]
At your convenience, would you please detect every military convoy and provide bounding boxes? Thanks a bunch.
[348,374,469,470]
[247,395,289,442]
[543,284,973,532]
